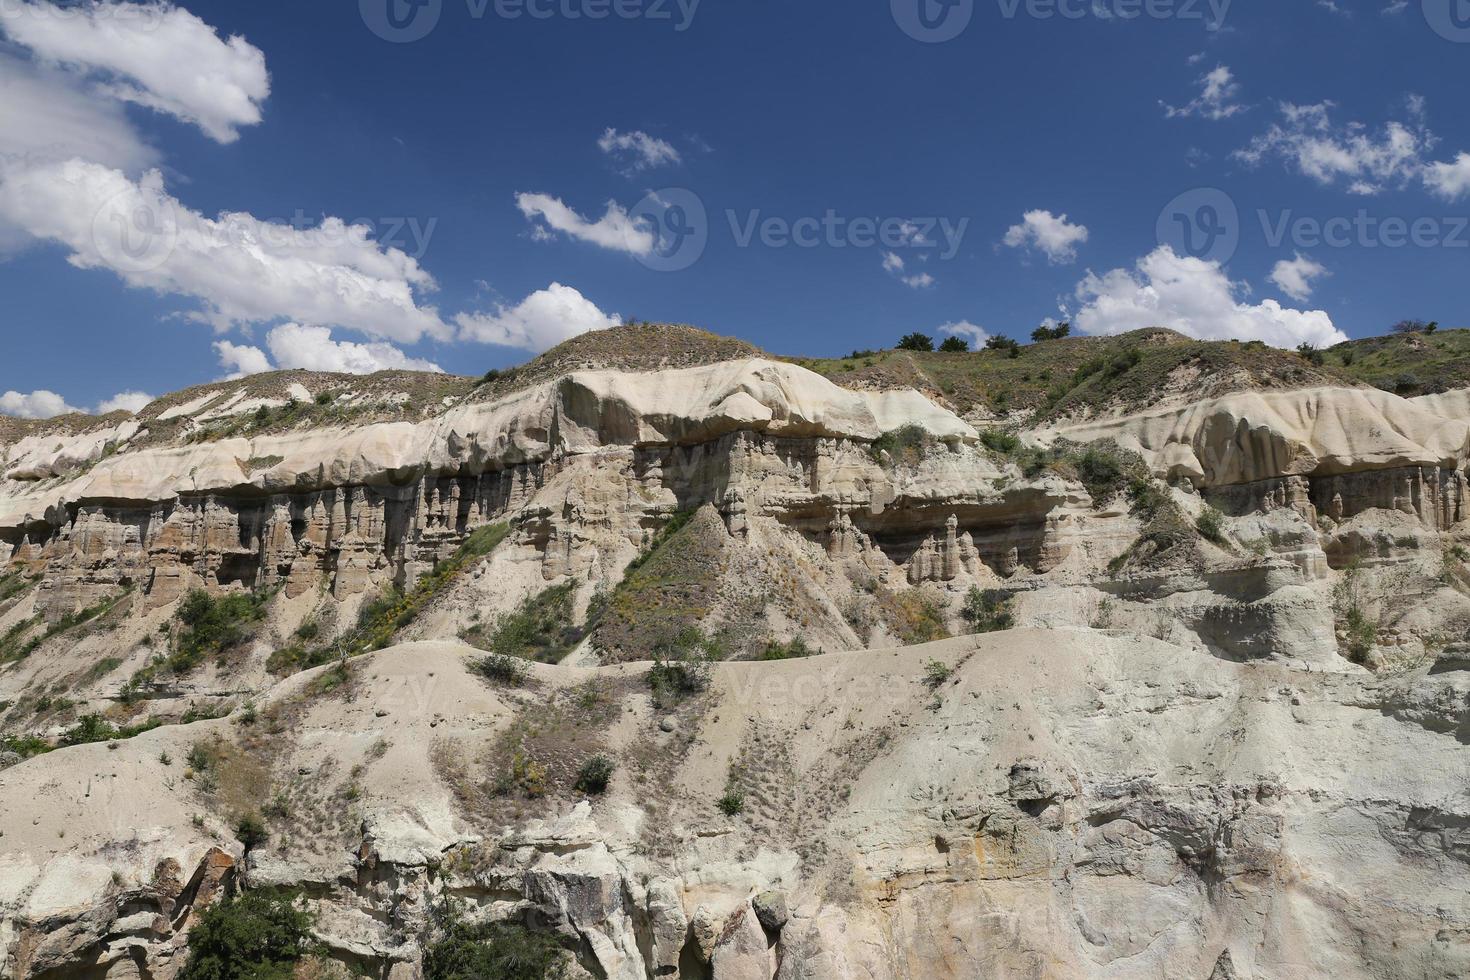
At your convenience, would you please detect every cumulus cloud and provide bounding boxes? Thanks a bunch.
[1003,210,1089,264]
[1163,65,1246,121]
[1236,99,1436,195]
[515,192,655,256]
[455,283,621,352]
[0,0,270,143]
[598,128,680,173]
[1071,245,1346,349]
[0,160,447,342]
[0,53,158,172]
[264,323,442,374]
[1,389,79,418]
[96,390,153,414]
[939,321,991,346]
[213,339,273,378]
[1269,253,1330,302]
[213,327,442,377]
[1424,152,1470,201]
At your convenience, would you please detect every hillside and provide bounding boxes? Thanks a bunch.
[787,327,1360,422]
[1331,326,1470,396]
[467,322,765,403]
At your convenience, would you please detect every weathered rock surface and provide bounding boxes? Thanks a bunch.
[1,635,1466,979]
[4,344,1470,979]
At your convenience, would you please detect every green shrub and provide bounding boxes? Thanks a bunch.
[896,332,934,352]
[173,590,269,671]
[648,634,715,702]
[1196,506,1228,545]
[469,653,529,686]
[1075,446,1126,503]
[59,714,161,747]
[758,637,815,661]
[1344,605,1378,663]
[177,890,314,980]
[574,755,615,795]
[60,714,116,746]
[717,791,745,816]
[0,732,50,759]
[1031,322,1071,342]
[187,740,217,772]
[424,917,567,980]
[870,424,933,467]
[937,336,969,353]
[962,588,1013,633]
[923,659,952,688]
[979,429,1022,457]
[235,812,269,850]
[483,583,582,663]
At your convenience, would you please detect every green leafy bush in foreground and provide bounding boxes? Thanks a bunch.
[178,891,314,980]
[172,590,269,671]
[425,916,567,980]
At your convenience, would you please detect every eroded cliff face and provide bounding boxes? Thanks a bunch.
[3,356,1470,979]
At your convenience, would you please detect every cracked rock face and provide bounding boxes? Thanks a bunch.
[3,358,1470,979]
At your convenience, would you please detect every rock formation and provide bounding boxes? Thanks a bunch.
[2,327,1468,979]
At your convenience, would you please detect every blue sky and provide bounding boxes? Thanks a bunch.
[2,0,1469,415]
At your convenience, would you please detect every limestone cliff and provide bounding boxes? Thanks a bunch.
[2,326,1469,980]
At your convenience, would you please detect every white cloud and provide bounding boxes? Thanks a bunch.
[1003,210,1089,264]
[96,390,153,414]
[455,283,621,353]
[213,340,273,378]
[515,192,655,256]
[1163,65,1246,121]
[1072,245,1346,349]
[1,389,79,418]
[0,0,270,143]
[0,160,447,342]
[214,327,443,377]
[940,321,991,346]
[265,323,442,374]
[1424,152,1470,201]
[880,251,935,288]
[1269,253,1330,302]
[1236,99,1434,195]
[598,128,680,173]
[0,53,157,172]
